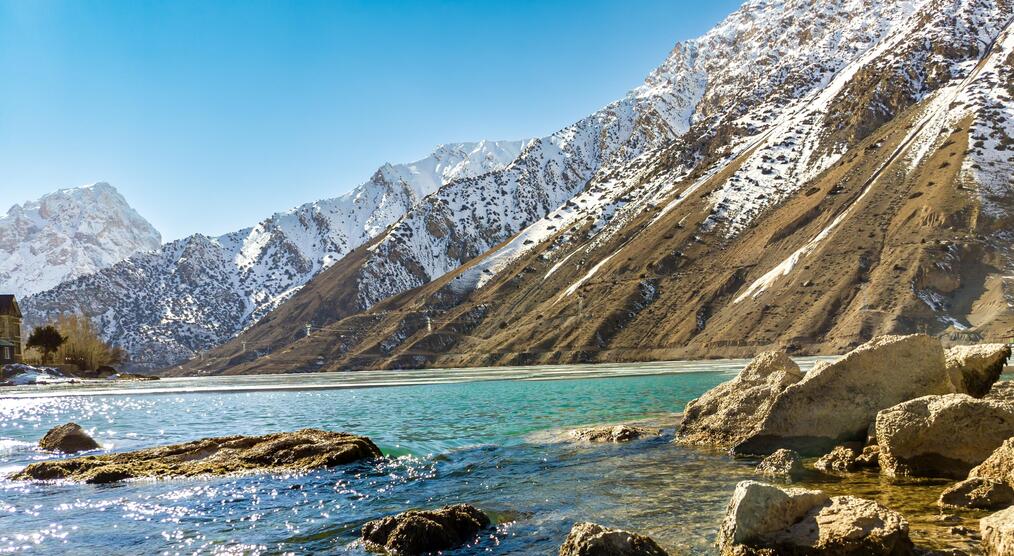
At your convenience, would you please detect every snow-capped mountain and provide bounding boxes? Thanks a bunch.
[22,141,523,367]
[183,0,1014,375]
[0,183,161,298]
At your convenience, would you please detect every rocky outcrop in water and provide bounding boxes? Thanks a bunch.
[945,344,1011,398]
[876,394,1014,478]
[676,351,802,448]
[11,429,381,483]
[559,522,669,556]
[971,437,1014,487]
[938,478,1014,510]
[814,445,862,474]
[569,425,661,443]
[719,481,914,555]
[360,504,491,555]
[733,335,954,456]
[755,449,804,481]
[981,506,1014,556]
[38,423,100,454]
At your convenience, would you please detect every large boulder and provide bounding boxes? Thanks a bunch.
[569,425,661,443]
[38,423,101,453]
[733,335,954,456]
[361,504,490,555]
[981,506,1014,556]
[11,429,381,483]
[971,437,1014,486]
[938,478,1014,510]
[877,394,1014,478]
[755,449,804,480]
[945,344,1010,397]
[718,481,913,555]
[676,351,803,448]
[559,522,668,556]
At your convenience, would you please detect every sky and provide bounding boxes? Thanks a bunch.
[0,0,742,242]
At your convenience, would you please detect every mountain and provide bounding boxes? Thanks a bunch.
[179,0,1014,375]
[0,183,161,298]
[21,141,524,368]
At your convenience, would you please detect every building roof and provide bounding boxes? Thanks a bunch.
[0,339,15,348]
[0,295,21,318]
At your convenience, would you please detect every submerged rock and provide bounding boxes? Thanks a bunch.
[944,344,1010,398]
[559,522,669,556]
[755,449,804,480]
[361,504,490,555]
[719,481,913,555]
[733,335,954,456]
[877,394,1014,478]
[570,425,661,443]
[38,423,100,454]
[814,445,861,473]
[11,428,381,483]
[971,437,1014,486]
[938,478,1014,510]
[981,506,1014,556]
[676,351,802,448]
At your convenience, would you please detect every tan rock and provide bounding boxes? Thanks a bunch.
[11,428,381,483]
[855,445,880,468]
[971,437,1014,487]
[981,506,1014,556]
[755,449,804,480]
[985,381,1014,404]
[734,335,953,456]
[938,478,1014,510]
[361,504,490,555]
[570,425,661,443]
[945,344,1010,397]
[877,394,1014,478]
[814,445,861,473]
[718,481,913,555]
[559,522,669,556]
[676,351,802,448]
[38,422,100,454]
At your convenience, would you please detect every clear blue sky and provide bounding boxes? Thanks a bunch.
[0,0,741,241]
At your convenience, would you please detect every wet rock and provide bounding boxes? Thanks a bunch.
[877,394,1014,478]
[814,445,861,473]
[938,478,1014,510]
[570,425,661,443]
[734,335,953,456]
[971,437,1014,487]
[676,351,802,448]
[945,344,1010,397]
[11,428,381,483]
[755,449,804,480]
[559,522,669,556]
[38,423,100,453]
[981,506,1014,556]
[361,504,490,555]
[719,481,913,555]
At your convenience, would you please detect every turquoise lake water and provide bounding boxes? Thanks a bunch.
[0,359,835,555]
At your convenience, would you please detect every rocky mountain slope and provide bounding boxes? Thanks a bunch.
[22,141,523,368]
[0,183,161,298]
[180,0,1014,375]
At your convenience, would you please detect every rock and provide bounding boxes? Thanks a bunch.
[676,351,803,448]
[755,449,804,480]
[733,335,954,456]
[11,428,381,483]
[38,423,100,453]
[985,381,1014,404]
[945,344,1010,397]
[814,445,861,473]
[938,478,1014,510]
[361,504,490,555]
[559,522,669,556]
[981,506,1014,556]
[855,445,880,468]
[570,425,661,443]
[971,437,1014,487]
[719,481,914,555]
[877,394,1014,478]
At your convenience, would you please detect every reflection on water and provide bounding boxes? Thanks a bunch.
[0,358,978,554]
